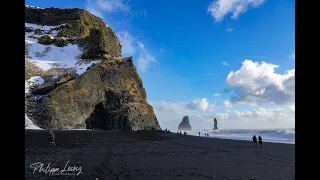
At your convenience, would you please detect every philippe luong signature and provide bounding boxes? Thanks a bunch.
[30,160,83,176]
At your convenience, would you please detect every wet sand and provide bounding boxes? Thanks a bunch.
[25,130,295,180]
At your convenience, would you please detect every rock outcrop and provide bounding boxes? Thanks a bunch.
[25,6,161,131]
[25,6,122,58]
[213,118,218,130]
[178,116,192,131]
[30,57,160,130]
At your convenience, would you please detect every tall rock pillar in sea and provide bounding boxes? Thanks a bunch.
[178,116,192,131]
[213,118,218,130]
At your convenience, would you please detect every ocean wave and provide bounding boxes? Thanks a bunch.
[185,128,295,144]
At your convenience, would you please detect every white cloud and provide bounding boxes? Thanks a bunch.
[227,28,234,32]
[96,0,130,13]
[86,5,104,18]
[86,0,130,19]
[151,101,191,130]
[154,101,189,114]
[207,0,265,22]
[152,101,295,130]
[222,61,230,66]
[137,41,156,72]
[117,32,156,72]
[226,59,295,105]
[222,108,294,125]
[117,31,135,55]
[224,100,233,108]
[213,93,222,96]
[187,98,211,112]
[288,104,295,111]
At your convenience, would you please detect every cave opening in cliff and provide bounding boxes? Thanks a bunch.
[85,101,132,131]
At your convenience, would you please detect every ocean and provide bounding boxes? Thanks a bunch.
[186,128,295,144]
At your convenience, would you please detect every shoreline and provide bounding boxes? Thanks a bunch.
[25,129,295,144]
[187,134,295,144]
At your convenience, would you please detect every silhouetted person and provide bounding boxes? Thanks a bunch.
[199,132,200,136]
[92,122,95,135]
[49,130,55,146]
[180,131,182,136]
[207,133,209,137]
[258,136,263,147]
[253,135,257,147]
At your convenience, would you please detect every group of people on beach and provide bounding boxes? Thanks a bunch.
[176,131,187,136]
[252,135,263,147]
[198,132,209,137]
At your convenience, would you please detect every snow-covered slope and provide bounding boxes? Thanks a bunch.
[25,114,42,130]
[25,76,44,95]
[25,22,101,129]
[25,23,100,73]
[25,76,45,130]
[25,5,44,9]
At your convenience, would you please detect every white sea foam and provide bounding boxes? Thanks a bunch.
[182,128,295,144]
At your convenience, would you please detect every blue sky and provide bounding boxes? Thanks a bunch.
[26,0,295,130]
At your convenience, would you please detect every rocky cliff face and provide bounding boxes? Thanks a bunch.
[178,116,192,131]
[25,6,122,58]
[25,6,161,130]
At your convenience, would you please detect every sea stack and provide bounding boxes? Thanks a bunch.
[178,116,192,131]
[213,118,218,130]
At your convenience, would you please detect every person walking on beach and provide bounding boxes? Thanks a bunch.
[180,131,182,136]
[49,130,55,146]
[92,122,96,135]
[252,135,257,147]
[199,132,200,136]
[258,136,263,147]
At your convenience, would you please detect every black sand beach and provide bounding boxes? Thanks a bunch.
[25,130,295,180]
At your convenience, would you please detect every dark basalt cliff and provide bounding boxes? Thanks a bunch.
[25,6,161,130]
[30,58,160,130]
